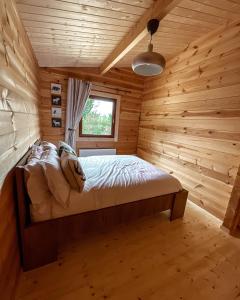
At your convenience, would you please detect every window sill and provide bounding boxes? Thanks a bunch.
[77,137,118,142]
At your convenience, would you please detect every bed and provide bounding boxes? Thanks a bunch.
[15,142,188,271]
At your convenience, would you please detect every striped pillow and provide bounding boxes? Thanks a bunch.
[58,141,76,156]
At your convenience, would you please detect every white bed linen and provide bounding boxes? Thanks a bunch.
[30,155,182,222]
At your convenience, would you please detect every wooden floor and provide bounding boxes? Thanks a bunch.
[16,202,240,300]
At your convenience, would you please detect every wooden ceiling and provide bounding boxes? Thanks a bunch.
[16,0,154,67]
[16,0,240,69]
[117,0,240,67]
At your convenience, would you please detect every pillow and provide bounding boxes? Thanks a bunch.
[40,149,48,159]
[24,158,53,206]
[60,151,86,192]
[40,149,71,208]
[25,159,54,222]
[27,145,43,162]
[41,141,58,151]
[58,141,76,156]
[30,198,53,222]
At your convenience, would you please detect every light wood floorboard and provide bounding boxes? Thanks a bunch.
[16,202,240,300]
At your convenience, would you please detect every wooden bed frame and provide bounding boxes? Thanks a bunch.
[15,144,188,271]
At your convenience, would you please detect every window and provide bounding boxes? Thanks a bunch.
[79,95,117,138]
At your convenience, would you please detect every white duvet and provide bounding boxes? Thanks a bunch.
[31,155,182,222]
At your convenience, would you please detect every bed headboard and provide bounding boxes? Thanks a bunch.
[14,140,60,271]
[15,140,40,231]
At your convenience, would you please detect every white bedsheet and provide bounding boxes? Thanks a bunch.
[31,155,182,222]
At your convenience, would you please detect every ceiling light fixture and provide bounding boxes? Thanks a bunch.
[132,19,166,76]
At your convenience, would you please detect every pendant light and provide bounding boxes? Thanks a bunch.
[132,19,166,76]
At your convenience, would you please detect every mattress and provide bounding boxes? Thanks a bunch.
[30,155,182,222]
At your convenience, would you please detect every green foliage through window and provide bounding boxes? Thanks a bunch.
[81,97,115,137]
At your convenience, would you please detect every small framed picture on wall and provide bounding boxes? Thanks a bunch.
[52,107,62,118]
[51,95,61,106]
[52,117,62,128]
[51,83,62,95]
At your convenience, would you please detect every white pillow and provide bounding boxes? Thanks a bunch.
[40,149,71,208]
[24,159,52,205]
[40,141,58,152]
[30,199,53,222]
[27,145,43,162]
[24,158,55,222]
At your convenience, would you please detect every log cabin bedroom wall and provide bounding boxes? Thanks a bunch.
[137,19,240,221]
[0,0,240,299]
[39,68,144,154]
[0,0,40,298]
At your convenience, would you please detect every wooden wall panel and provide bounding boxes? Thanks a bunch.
[137,20,240,220]
[223,165,240,233]
[0,0,40,298]
[39,67,144,154]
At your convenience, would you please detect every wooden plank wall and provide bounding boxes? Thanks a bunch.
[39,68,144,154]
[137,19,240,220]
[223,165,240,233]
[0,0,40,298]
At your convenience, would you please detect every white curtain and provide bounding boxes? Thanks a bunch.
[65,78,92,150]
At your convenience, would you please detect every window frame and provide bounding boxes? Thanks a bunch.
[79,95,117,139]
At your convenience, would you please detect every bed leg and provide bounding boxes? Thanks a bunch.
[170,189,188,221]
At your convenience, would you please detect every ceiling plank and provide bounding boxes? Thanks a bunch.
[99,0,182,74]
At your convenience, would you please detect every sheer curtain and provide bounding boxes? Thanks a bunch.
[65,78,92,150]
